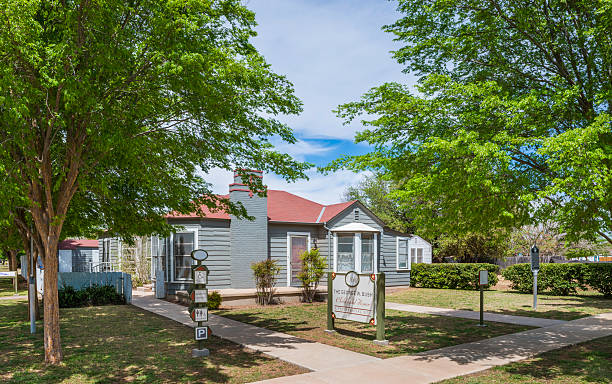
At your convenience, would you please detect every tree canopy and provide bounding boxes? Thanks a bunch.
[0,0,307,363]
[331,0,612,246]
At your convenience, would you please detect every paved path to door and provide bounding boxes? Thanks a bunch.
[131,292,378,372]
[254,312,612,384]
[386,302,566,327]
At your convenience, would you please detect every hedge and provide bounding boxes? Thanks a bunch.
[502,263,612,297]
[58,284,125,308]
[410,263,499,290]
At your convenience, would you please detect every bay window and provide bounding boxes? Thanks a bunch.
[337,234,355,272]
[334,232,378,273]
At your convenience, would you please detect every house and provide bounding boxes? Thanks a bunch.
[57,239,100,272]
[100,170,432,294]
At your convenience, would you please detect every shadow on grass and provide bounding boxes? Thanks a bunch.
[495,336,612,383]
[0,300,305,384]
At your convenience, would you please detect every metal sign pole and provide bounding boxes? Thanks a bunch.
[531,244,540,311]
[29,230,36,334]
[477,270,487,327]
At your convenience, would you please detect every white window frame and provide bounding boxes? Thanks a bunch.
[170,225,199,282]
[286,232,311,287]
[333,232,378,274]
[396,237,411,271]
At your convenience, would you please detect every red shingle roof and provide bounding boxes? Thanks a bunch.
[59,239,99,250]
[167,190,356,224]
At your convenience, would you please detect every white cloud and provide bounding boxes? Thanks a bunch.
[270,138,336,162]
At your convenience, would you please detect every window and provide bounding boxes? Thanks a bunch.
[397,238,409,269]
[361,233,374,273]
[151,236,168,281]
[337,234,355,272]
[174,232,194,280]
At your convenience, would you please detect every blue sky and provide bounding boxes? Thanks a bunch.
[205,0,418,204]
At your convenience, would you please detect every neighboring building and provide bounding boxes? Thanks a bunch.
[57,239,100,272]
[101,171,433,294]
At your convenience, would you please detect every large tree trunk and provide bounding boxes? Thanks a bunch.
[42,240,62,364]
[8,250,18,271]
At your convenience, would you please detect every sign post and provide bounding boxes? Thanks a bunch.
[531,244,540,310]
[328,271,387,345]
[477,270,488,327]
[190,249,210,358]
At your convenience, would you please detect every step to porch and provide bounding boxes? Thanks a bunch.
[169,286,328,307]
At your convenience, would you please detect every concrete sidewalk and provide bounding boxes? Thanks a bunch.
[386,302,566,327]
[253,312,612,384]
[131,292,378,372]
[0,295,27,300]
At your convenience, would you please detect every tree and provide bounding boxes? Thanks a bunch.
[343,173,414,233]
[0,0,307,364]
[331,0,612,247]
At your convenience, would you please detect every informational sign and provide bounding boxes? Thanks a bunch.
[195,327,209,340]
[531,245,540,271]
[190,307,208,322]
[191,249,209,261]
[0,271,17,277]
[190,289,208,304]
[332,272,376,325]
[479,270,488,286]
[192,265,209,285]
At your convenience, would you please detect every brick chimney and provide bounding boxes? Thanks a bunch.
[229,170,268,288]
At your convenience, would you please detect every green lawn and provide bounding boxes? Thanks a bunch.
[440,335,612,384]
[214,303,531,359]
[0,273,27,297]
[0,299,307,383]
[387,287,612,321]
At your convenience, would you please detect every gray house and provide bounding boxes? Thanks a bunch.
[102,171,432,294]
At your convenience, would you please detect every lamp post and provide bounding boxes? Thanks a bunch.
[531,244,540,310]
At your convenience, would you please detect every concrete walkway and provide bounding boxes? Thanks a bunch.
[0,295,27,300]
[254,312,612,384]
[386,302,566,327]
[131,292,378,372]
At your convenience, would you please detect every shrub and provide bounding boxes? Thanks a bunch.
[297,249,327,303]
[207,290,222,309]
[251,259,280,305]
[501,264,534,293]
[410,263,499,290]
[502,263,587,295]
[58,284,125,308]
[584,264,612,298]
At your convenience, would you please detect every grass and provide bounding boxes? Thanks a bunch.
[387,287,612,321]
[0,274,27,297]
[214,303,531,359]
[440,335,612,384]
[0,299,307,383]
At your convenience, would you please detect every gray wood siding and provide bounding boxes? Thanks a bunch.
[328,204,384,232]
[268,224,331,287]
[380,231,411,286]
[169,219,231,290]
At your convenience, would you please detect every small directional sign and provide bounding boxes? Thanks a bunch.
[190,289,208,304]
[191,249,209,261]
[192,265,209,285]
[190,307,208,322]
[195,327,209,340]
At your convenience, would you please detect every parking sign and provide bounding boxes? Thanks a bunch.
[195,327,208,340]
